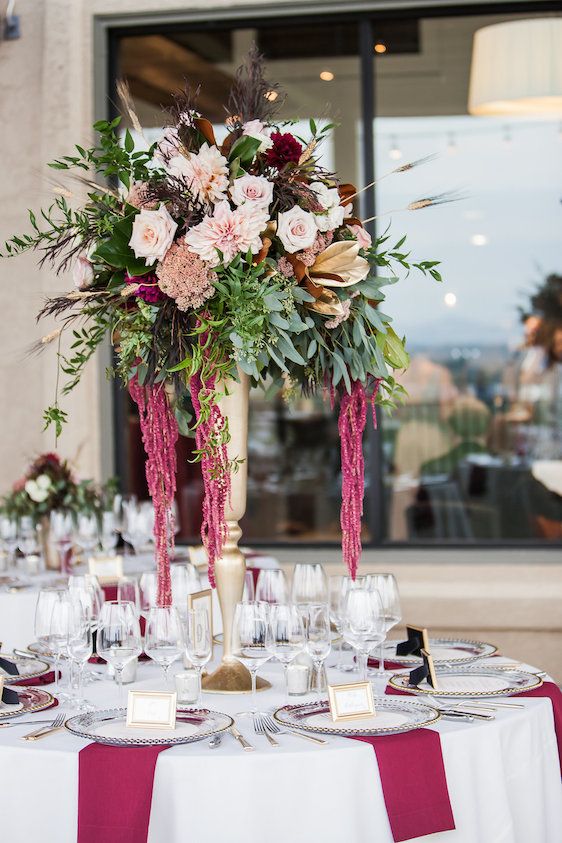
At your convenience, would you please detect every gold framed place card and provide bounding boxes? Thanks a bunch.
[88,554,123,583]
[188,588,214,633]
[126,691,177,730]
[328,681,375,722]
[187,545,208,570]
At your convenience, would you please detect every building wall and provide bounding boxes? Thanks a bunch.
[0,0,559,678]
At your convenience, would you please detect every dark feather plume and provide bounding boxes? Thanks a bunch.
[226,45,284,125]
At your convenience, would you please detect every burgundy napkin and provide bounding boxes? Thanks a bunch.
[368,659,409,672]
[351,731,455,842]
[11,671,56,686]
[516,682,562,775]
[78,743,170,843]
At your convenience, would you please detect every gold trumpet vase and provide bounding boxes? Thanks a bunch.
[202,370,270,693]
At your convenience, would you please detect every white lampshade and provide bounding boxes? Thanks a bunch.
[468,18,562,115]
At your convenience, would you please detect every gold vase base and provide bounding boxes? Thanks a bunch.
[202,661,271,694]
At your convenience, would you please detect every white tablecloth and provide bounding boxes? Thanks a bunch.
[0,655,560,843]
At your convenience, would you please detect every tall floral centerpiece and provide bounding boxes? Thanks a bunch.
[2,50,444,689]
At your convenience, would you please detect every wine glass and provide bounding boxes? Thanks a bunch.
[140,571,158,616]
[184,608,212,706]
[75,513,100,560]
[328,575,350,670]
[34,587,67,696]
[266,603,305,702]
[67,597,94,711]
[97,601,142,706]
[122,502,152,555]
[291,563,328,606]
[144,606,184,686]
[366,573,402,677]
[171,564,201,622]
[231,601,271,716]
[117,576,141,614]
[0,516,18,570]
[100,511,118,554]
[255,569,287,604]
[341,588,385,681]
[242,570,255,602]
[48,590,74,701]
[18,516,39,572]
[50,510,74,574]
[306,603,332,698]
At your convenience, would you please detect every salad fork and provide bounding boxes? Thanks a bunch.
[253,713,279,747]
[262,714,327,745]
[21,713,66,741]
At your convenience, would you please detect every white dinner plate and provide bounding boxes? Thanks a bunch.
[0,653,51,682]
[381,638,497,666]
[389,665,542,698]
[65,707,234,746]
[273,696,440,736]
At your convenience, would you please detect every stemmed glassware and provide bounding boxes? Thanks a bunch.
[117,577,141,614]
[184,608,212,706]
[100,511,119,554]
[255,569,287,604]
[47,590,74,701]
[18,516,40,573]
[341,587,386,681]
[139,571,158,617]
[328,575,347,670]
[122,501,153,555]
[242,570,255,602]
[66,597,94,710]
[266,603,305,702]
[0,516,18,571]
[232,601,271,716]
[366,573,402,677]
[291,563,328,607]
[306,603,332,698]
[34,587,67,697]
[144,606,184,686]
[50,510,74,574]
[74,513,100,561]
[171,563,201,622]
[97,601,142,706]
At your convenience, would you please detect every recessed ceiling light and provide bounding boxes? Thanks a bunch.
[444,293,457,308]
[320,70,334,82]
[374,43,387,54]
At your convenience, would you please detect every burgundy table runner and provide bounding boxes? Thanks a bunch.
[12,671,56,686]
[351,730,455,842]
[78,743,170,843]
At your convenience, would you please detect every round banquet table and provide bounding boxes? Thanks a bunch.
[0,653,560,843]
[0,550,279,651]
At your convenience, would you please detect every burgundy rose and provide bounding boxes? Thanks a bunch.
[264,132,303,170]
[125,273,165,303]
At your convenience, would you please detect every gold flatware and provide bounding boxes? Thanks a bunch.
[263,714,327,745]
[253,713,280,747]
[21,713,65,741]
[230,725,254,751]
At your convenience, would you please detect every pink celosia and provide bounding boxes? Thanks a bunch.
[185,200,268,267]
[296,248,316,267]
[126,182,158,210]
[156,242,216,310]
[277,257,295,278]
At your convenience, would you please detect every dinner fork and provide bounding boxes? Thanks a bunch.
[253,713,279,747]
[262,714,327,745]
[21,713,66,741]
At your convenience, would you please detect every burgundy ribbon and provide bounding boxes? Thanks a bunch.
[351,731,455,841]
[78,743,170,843]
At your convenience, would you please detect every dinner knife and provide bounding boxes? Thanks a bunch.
[230,725,254,751]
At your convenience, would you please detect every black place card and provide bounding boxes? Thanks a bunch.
[0,656,21,705]
[396,625,429,658]
[408,649,439,689]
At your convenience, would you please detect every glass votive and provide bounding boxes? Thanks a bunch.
[175,670,199,704]
[287,663,310,696]
[107,658,137,684]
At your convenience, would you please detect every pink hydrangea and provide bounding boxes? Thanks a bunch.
[156,241,216,311]
[296,248,316,267]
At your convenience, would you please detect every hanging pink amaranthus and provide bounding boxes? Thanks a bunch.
[189,373,230,588]
[338,379,382,579]
[129,377,178,606]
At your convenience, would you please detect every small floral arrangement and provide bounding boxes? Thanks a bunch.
[0,453,115,521]
[2,50,445,603]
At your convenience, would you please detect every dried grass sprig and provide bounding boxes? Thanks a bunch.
[225,44,284,126]
[362,190,463,224]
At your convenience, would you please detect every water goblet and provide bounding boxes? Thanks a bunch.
[184,607,212,705]
[50,510,74,574]
[67,598,94,711]
[97,601,142,706]
[366,573,402,677]
[144,605,184,686]
[291,563,328,607]
[34,587,67,696]
[75,512,100,561]
[266,603,306,702]
[232,601,271,717]
[341,588,385,681]
[255,568,287,604]
[306,603,332,698]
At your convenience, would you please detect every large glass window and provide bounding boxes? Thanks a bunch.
[112,6,561,546]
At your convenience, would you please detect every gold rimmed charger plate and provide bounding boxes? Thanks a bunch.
[0,652,51,682]
[0,687,55,719]
[389,666,543,698]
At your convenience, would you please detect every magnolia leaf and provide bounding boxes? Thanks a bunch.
[384,327,410,370]
[308,241,370,288]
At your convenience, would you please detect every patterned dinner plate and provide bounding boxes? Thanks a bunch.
[381,638,497,666]
[65,707,234,747]
[0,687,55,719]
[0,653,51,682]
[273,696,440,737]
[389,665,543,698]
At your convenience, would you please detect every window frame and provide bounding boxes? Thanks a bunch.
[96,0,562,550]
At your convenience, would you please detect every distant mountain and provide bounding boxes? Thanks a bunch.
[402,314,510,348]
